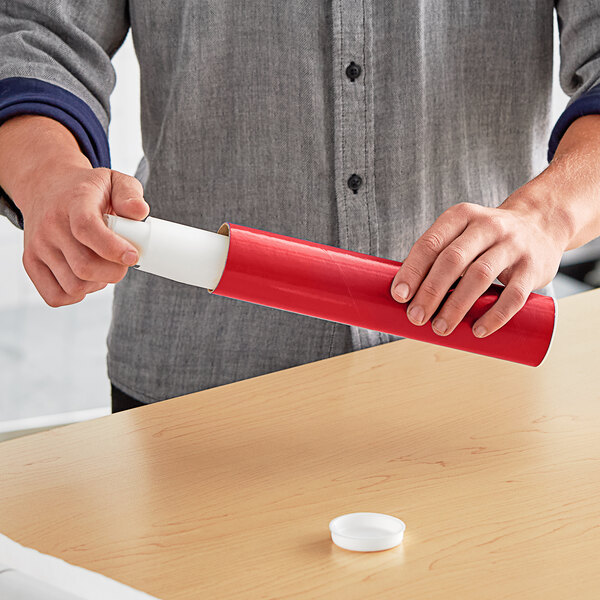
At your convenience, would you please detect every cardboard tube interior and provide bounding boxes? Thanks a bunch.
[207,223,231,293]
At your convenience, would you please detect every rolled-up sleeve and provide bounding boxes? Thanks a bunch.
[0,0,129,228]
[549,1,600,161]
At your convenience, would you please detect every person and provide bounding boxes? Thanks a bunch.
[1,3,599,412]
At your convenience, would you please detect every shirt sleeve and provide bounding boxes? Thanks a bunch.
[549,1,600,161]
[0,0,130,228]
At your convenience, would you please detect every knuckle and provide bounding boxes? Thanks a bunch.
[44,292,65,308]
[107,265,128,283]
[420,280,440,300]
[491,306,510,324]
[72,257,94,281]
[470,260,495,281]
[508,235,528,255]
[451,202,473,217]
[508,283,529,305]
[64,281,86,297]
[71,211,96,236]
[91,166,110,177]
[441,245,466,267]
[75,169,110,197]
[73,179,99,198]
[91,167,111,183]
[420,231,445,255]
[488,215,507,236]
[400,262,423,281]
[518,254,534,271]
[443,295,466,315]
[116,170,143,191]
[26,230,45,250]
[22,249,35,271]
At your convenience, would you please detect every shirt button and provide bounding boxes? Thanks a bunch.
[347,173,363,193]
[345,61,362,82]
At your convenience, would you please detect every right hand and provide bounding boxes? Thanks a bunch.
[18,165,149,307]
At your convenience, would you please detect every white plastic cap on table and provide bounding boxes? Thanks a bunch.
[329,512,406,552]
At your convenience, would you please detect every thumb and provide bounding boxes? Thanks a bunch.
[110,170,149,220]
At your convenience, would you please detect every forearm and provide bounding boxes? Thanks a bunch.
[0,115,92,213]
[501,115,600,252]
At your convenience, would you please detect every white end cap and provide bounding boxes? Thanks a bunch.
[104,214,229,290]
[329,512,406,552]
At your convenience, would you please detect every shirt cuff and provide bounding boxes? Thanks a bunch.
[0,77,111,229]
[548,83,600,162]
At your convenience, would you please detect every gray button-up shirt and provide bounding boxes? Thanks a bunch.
[1,2,599,403]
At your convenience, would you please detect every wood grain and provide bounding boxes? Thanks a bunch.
[1,290,599,599]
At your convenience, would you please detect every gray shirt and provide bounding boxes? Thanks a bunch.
[1,2,599,403]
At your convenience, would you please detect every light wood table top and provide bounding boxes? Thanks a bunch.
[1,289,599,599]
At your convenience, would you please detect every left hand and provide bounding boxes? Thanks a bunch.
[390,194,569,338]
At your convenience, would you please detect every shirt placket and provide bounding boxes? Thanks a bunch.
[332,0,383,349]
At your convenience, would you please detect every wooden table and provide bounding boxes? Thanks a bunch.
[1,289,599,599]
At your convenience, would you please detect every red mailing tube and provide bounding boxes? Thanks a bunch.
[211,223,557,366]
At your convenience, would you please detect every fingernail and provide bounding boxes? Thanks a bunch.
[393,282,410,302]
[432,317,448,335]
[122,249,138,266]
[473,325,487,338]
[408,305,425,325]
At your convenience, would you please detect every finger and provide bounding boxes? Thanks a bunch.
[472,273,532,338]
[44,248,106,298]
[70,208,139,266]
[60,235,128,284]
[430,246,508,336]
[406,228,493,326]
[391,203,472,304]
[109,170,149,220]
[23,253,84,308]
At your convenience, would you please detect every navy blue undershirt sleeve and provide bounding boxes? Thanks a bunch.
[0,77,111,228]
[548,83,600,162]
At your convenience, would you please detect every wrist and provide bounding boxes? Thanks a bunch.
[0,115,92,212]
[499,175,575,253]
